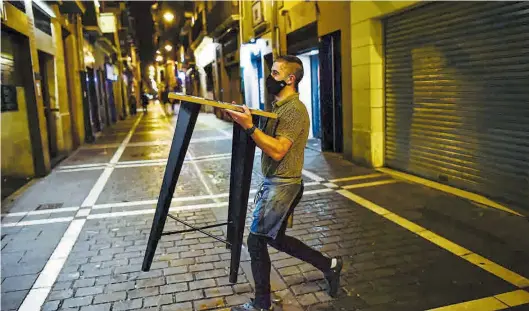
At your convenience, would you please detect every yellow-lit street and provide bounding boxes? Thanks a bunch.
[1,1,528,311]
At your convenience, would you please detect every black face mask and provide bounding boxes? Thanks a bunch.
[266,75,287,96]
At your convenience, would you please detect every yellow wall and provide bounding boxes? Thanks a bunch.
[1,88,36,178]
[35,29,55,56]
[2,3,30,37]
[350,1,420,167]
[25,0,51,175]
[51,6,72,153]
[64,23,86,146]
[317,1,353,159]
[41,54,62,155]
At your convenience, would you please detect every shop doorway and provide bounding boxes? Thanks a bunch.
[86,68,102,133]
[319,30,343,153]
[297,50,321,140]
[38,51,60,165]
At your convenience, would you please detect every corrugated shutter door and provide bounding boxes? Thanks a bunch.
[384,2,529,209]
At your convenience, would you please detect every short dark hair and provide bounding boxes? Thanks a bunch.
[276,55,304,90]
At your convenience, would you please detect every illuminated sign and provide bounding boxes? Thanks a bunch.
[99,13,116,33]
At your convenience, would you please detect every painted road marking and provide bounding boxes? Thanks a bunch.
[428,290,529,311]
[2,186,336,226]
[329,173,385,183]
[55,166,107,173]
[1,178,401,225]
[56,152,234,172]
[88,188,334,219]
[378,167,524,217]
[337,189,529,288]
[1,217,74,227]
[342,179,398,189]
[18,114,143,311]
[59,162,108,169]
[2,206,79,217]
[158,103,220,206]
[88,202,230,219]
[302,169,326,182]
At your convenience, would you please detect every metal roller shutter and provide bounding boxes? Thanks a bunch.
[384,2,529,210]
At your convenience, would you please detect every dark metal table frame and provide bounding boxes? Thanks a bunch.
[141,100,267,284]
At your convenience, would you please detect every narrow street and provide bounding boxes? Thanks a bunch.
[2,103,528,311]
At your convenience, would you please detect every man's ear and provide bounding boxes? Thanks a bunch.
[287,74,295,86]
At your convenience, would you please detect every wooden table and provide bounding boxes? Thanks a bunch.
[142,93,277,284]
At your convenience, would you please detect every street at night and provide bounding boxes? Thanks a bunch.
[2,1,528,311]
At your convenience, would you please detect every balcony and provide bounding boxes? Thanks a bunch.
[206,1,239,38]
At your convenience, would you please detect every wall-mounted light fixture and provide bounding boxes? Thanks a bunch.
[163,11,175,22]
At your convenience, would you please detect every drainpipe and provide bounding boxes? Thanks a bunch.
[272,0,279,59]
[238,0,243,46]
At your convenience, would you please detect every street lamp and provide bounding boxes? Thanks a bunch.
[163,11,174,22]
[156,55,163,62]
[165,44,173,52]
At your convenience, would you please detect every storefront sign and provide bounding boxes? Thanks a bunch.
[1,85,18,112]
[99,13,117,33]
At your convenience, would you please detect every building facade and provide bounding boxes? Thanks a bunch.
[188,0,529,210]
[349,1,528,209]
[1,0,139,199]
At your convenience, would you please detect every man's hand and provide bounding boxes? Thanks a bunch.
[225,102,253,130]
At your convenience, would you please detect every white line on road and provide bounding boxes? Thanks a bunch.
[18,114,143,311]
[158,103,220,205]
[56,166,107,173]
[1,206,80,217]
[302,169,326,182]
[56,153,234,172]
[81,168,115,208]
[89,202,230,219]
[114,156,232,169]
[1,217,74,227]
[1,181,324,221]
[4,187,335,225]
[59,162,109,170]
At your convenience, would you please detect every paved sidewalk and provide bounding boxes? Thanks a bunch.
[2,103,528,311]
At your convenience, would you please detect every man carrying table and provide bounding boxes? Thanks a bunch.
[226,55,343,311]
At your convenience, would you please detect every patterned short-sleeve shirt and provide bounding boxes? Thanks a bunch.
[261,94,310,178]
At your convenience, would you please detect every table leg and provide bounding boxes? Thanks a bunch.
[142,102,200,271]
[228,118,258,283]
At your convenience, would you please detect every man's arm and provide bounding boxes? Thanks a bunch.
[251,129,292,161]
[225,105,293,161]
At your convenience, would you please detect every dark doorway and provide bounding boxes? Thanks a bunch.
[38,51,59,163]
[81,71,95,143]
[204,63,215,100]
[319,30,343,153]
[97,70,110,127]
[86,68,102,133]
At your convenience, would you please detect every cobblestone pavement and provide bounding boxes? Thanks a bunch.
[2,103,529,311]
